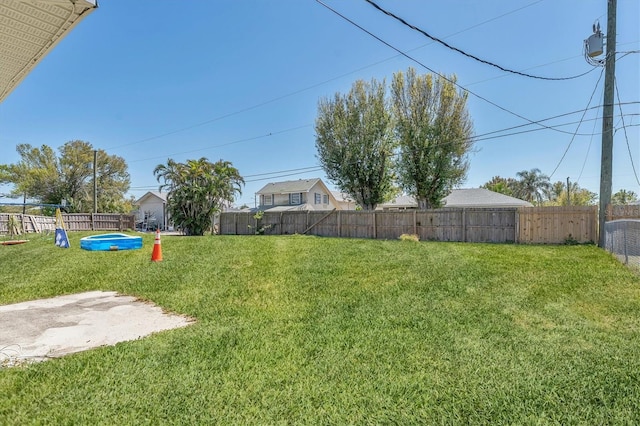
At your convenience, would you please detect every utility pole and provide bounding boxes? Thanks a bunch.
[566,177,571,206]
[93,150,98,214]
[598,0,616,248]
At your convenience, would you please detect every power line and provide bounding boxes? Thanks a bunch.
[549,67,605,178]
[245,168,323,183]
[474,113,639,143]
[128,124,311,164]
[473,101,638,139]
[102,2,608,155]
[124,103,638,166]
[577,92,602,184]
[315,0,604,137]
[128,166,324,191]
[244,166,322,178]
[465,41,637,88]
[615,77,640,185]
[363,0,594,81]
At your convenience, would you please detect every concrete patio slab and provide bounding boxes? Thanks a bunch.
[0,291,193,366]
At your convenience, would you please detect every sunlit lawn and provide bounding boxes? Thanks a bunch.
[1,233,639,424]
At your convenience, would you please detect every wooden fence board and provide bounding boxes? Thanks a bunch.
[0,213,135,234]
[220,206,596,244]
[518,206,597,244]
[607,205,640,220]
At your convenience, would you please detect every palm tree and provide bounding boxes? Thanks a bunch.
[481,176,517,196]
[154,158,244,235]
[514,168,551,205]
[611,189,638,205]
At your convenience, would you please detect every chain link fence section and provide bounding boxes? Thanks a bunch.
[605,219,640,271]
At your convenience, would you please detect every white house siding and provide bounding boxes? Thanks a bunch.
[257,178,340,210]
[136,193,168,230]
[308,181,336,209]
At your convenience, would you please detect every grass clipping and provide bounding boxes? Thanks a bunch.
[399,233,420,242]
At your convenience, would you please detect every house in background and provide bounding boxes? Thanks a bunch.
[332,191,357,210]
[378,188,533,210]
[134,191,170,230]
[256,178,341,211]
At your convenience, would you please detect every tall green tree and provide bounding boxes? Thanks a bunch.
[612,189,638,205]
[154,157,244,236]
[391,68,474,209]
[480,176,517,196]
[545,181,597,206]
[0,141,130,212]
[315,79,395,210]
[514,168,551,205]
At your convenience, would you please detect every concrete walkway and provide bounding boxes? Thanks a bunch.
[0,291,193,366]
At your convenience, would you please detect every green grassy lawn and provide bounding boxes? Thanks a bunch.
[1,233,639,424]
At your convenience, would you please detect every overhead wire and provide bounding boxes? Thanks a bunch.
[128,105,638,194]
[315,0,602,137]
[128,165,324,191]
[127,124,311,164]
[548,66,605,178]
[125,103,639,165]
[577,92,602,184]
[467,41,637,87]
[363,0,595,81]
[614,77,640,185]
[106,1,598,154]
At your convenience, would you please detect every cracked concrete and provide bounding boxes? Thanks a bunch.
[0,291,193,365]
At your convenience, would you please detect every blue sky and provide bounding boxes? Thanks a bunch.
[1,0,638,207]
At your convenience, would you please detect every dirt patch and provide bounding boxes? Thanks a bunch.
[0,291,193,367]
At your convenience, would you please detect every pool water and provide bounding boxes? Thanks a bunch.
[80,234,143,251]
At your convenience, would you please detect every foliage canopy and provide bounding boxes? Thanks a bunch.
[315,68,474,210]
[315,79,395,210]
[0,141,130,213]
[392,68,474,209]
[154,157,243,235]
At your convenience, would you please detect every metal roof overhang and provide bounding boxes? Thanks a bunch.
[0,0,97,103]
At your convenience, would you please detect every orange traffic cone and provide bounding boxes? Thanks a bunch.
[151,229,163,262]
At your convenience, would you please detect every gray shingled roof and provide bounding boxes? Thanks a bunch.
[379,189,533,209]
[444,189,533,207]
[256,178,321,194]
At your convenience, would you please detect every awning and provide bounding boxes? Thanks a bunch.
[0,0,98,103]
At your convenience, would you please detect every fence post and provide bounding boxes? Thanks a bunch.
[515,209,520,243]
[413,210,417,235]
[623,225,628,264]
[462,209,467,242]
[338,211,342,237]
[372,211,377,239]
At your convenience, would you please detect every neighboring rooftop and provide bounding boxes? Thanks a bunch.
[135,191,167,204]
[379,189,533,209]
[256,178,322,194]
[444,188,533,208]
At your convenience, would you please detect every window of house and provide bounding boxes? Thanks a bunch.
[314,193,321,204]
[323,194,329,204]
[290,193,301,204]
[263,194,273,205]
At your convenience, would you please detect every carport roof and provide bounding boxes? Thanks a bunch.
[0,0,97,103]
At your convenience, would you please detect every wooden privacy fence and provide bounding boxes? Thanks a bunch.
[607,204,640,220]
[220,206,599,244]
[0,213,135,234]
[518,206,597,244]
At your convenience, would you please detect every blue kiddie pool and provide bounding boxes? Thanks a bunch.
[80,233,143,251]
